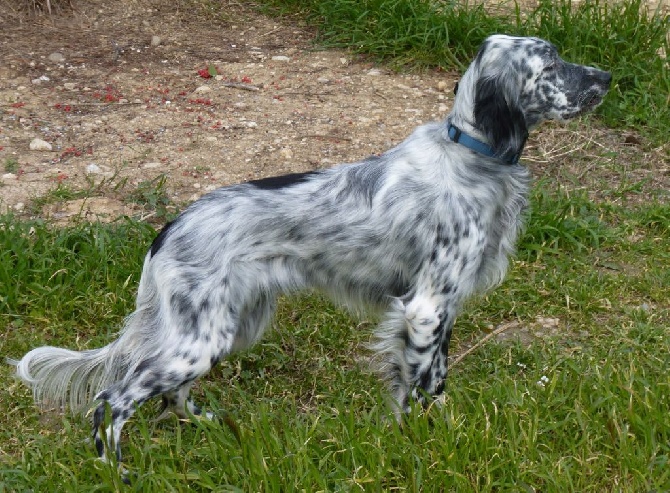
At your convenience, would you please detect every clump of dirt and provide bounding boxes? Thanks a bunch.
[0,0,665,223]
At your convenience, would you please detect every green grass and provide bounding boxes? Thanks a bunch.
[1,188,668,491]
[1,1,669,490]
[257,0,669,144]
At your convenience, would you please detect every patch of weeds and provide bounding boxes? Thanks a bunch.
[520,184,614,260]
[4,157,19,173]
[126,174,175,222]
[27,183,92,216]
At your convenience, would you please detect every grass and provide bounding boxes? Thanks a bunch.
[0,0,669,491]
[3,158,19,174]
[0,188,668,491]
[257,0,669,145]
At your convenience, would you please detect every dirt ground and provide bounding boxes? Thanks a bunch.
[0,0,667,222]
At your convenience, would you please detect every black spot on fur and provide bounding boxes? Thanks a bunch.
[247,170,320,190]
[150,219,178,258]
[474,77,528,162]
[95,437,104,457]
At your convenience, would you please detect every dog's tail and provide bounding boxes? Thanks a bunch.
[8,255,158,414]
[8,341,124,414]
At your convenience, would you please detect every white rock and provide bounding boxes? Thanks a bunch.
[86,163,102,174]
[29,138,52,151]
[194,85,212,94]
[271,55,290,62]
[151,35,162,46]
[2,173,17,181]
[279,147,293,160]
[48,52,65,63]
[316,77,330,84]
[31,75,50,85]
[367,68,382,76]
[142,162,162,169]
[63,82,77,90]
[14,202,25,212]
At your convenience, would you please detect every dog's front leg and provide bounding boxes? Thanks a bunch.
[402,289,455,408]
[375,280,459,416]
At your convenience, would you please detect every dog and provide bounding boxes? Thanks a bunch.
[9,34,611,462]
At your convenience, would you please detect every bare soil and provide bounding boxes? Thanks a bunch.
[0,0,667,223]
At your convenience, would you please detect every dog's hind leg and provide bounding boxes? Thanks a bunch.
[91,287,279,461]
[91,345,220,462]
[157,381,213,421]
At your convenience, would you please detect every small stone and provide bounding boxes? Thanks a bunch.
[151,35,162,47]
[194,85,212,94]
[2,173,17,181]
[245,121,258,128]
[29,138,52,151]
[31,75,50,85]
[438,103,449,113]
[437,81,449,92]
[271,55,290,62]
[279,147,293,160]
[142,162,162,169]
[14,202,25,212]
[48,52,65,63]
[316,77,330,84]
[86,163,102,174]
[63,82,77,90]
[367,68,382,76]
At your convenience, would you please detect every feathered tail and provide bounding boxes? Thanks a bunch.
[7,342,124,413]
[8,253,158,414]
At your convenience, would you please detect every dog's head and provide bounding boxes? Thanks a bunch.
[452,35,611,161]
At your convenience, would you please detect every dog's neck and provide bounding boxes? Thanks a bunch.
[446,68,528,165]
[445,120,522,165]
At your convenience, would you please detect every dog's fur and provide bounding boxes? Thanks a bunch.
[10,35,611,461]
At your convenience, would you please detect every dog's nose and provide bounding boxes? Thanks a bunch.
[601,71,612,87]
[594,70,612,87]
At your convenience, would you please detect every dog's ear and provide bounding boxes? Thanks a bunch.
[473,76,528,159]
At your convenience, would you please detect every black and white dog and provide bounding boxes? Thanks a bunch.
[10,35,611,461]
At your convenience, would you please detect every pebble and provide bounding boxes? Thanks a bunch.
[29,138,52,151]
[279,147,293,160]
[2,173,17,181]
[63,82,77,90]
[86,163,102,174]
[367,68,382,76]
[31,75,50,85]
[271,55,290,62]
[151,35,162,47]
[142,162,162,169]
[14,202,25,212]
[48,52,65,63]
[194,85,212,94]
[437,81,449,92]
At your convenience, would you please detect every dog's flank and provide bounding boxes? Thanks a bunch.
[10,34,611,462]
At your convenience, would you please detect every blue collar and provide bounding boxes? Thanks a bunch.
[447,123,521,165]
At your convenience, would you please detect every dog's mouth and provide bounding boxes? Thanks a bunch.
[562,87,607,119]
[582,91,605,110]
